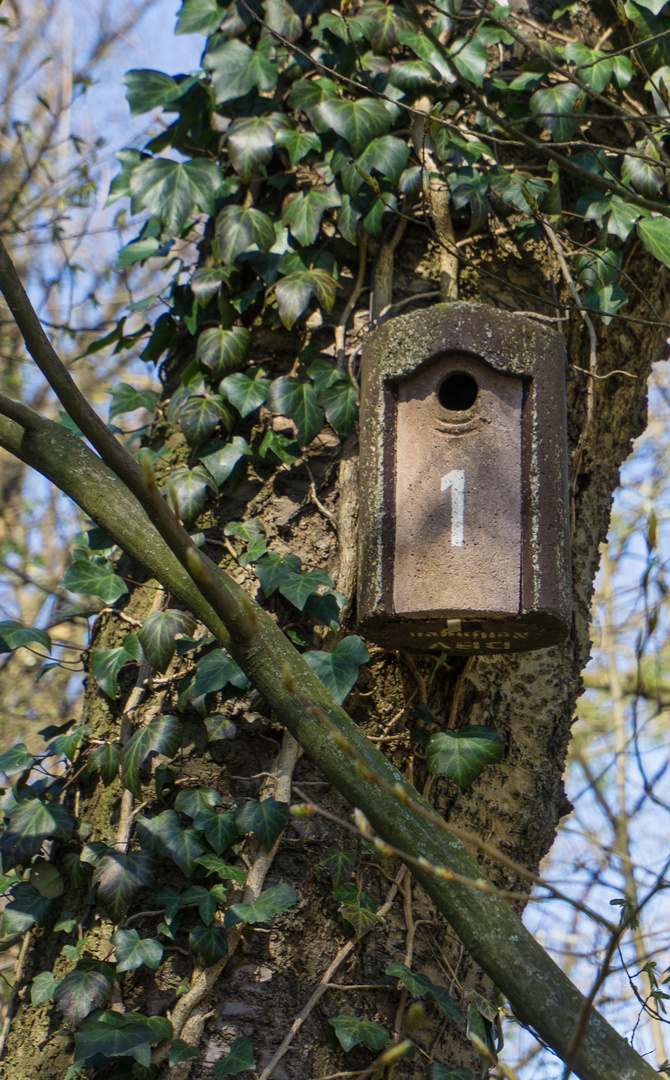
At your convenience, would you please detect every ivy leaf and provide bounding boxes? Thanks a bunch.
[268,376,324,443]
[449,37,488,85]
[563,42,613,93]
[236,798,290,850]
[74,1012,172,1069]
[0,743,35,777]
[189,922,228,964]
[582,284,628,324]
[319,848,356,889]
[60,554,128,602]
[622,139,666,197]
[194,808,240,855]
[227,115,286,183]
[226,882,297,926]
[317,379,358,435]
[220,373,271,417]
[195,854,246,882]
[259,430,300,464]
[357,136,410,185]
[183,883,219,924]
[165,466,217,527]
[275,127,322,165]
[111,927,164,972]
[0,800,75,871]
[363,0,415,51]
[303,636,370,705]
[1,882,52,933]
[426,726,503,792]
[123,69,185,115]
[55,970,111,1028]
[108,382,158,420]
[178,396,232,448]
[638,216,670,268]
[213,1035,256,1076]
[116,236,165,268]
[90,632,143,698]
[0,620,51,654]
[88,743,121,786]
[130,157,222,235]
[174,788,222,819]
[31,970,58,1007]
[315,97,391,155]
[199,436,253,486]
[190,649,248,701]
[121,716,182,799]
[191,266,227,306]
[281,570,334,610]
[264,0,302,40]
[203,37,277,103]
[216,205,276,264]
[530,82,583,140]
[169,1039,201,1066]
[92,850,154,920]
[177,0,225,35]
[388,60,441,94]
[136,810,204,875]
[139,609,196,673]
[275,268,337,329]
[329,1014,390,1052]
[254,552,301,596]
[334,883,380,935]
[607,195,642,240]
[282,186,342,247]
[197,326,251,378]
[386,963,462,1020]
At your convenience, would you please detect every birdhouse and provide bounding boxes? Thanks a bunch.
[357,303,571,655]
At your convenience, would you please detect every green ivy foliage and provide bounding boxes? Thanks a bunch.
[3,0,670,1074]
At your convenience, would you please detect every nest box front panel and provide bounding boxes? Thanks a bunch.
[394,354,523,617]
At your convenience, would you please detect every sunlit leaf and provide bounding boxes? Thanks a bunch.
[130,157,222,235]
[177,0,225,35]
[0,743,35,777]
[111,927,164,971]
[203,37,277,103]
[0,621,51,654]
[60,554,128,603]
[303,636,370,704]
[282,186,342,247]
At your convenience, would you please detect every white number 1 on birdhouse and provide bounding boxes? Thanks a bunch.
[441,470,465,547]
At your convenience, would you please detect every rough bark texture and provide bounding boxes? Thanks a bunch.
[1,221,667,1080]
